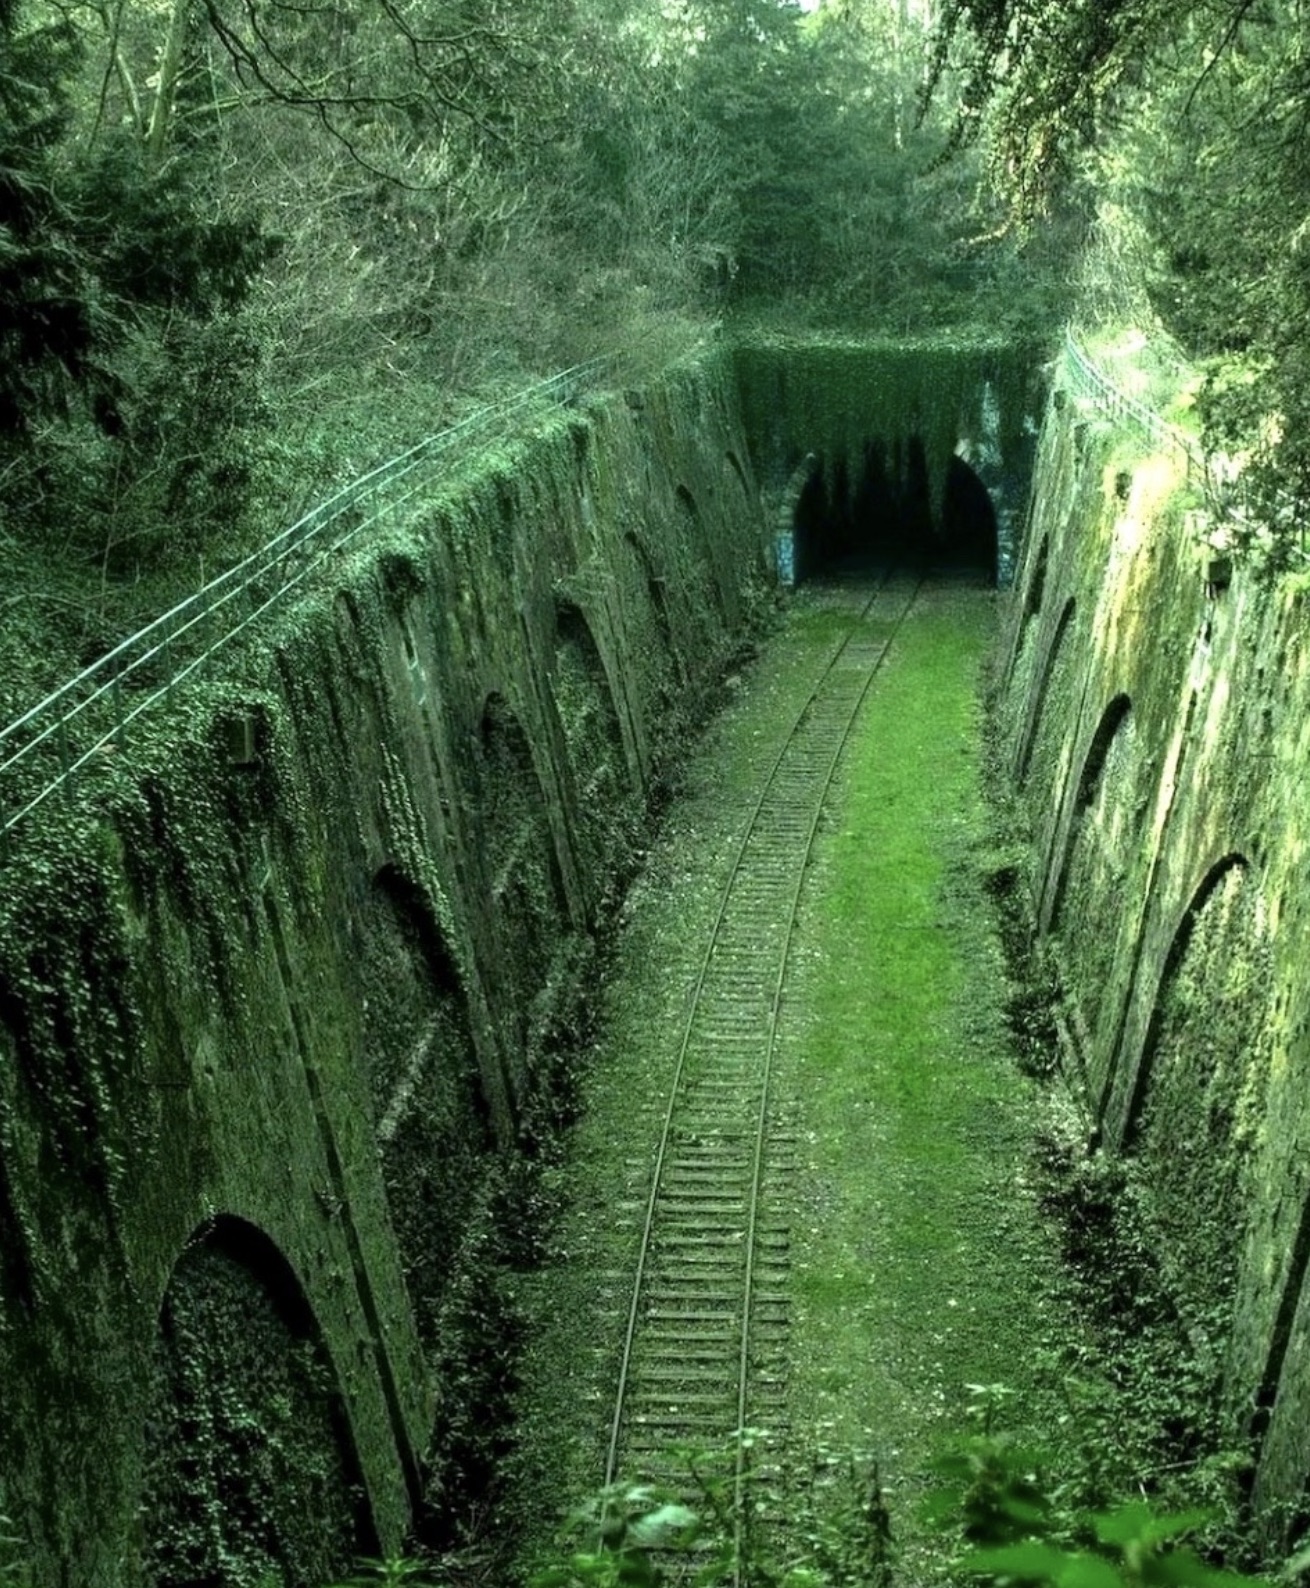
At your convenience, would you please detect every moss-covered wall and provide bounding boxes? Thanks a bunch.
[0,349,767,1586]
[998,367,1310,1543]
[732,334,1041,581]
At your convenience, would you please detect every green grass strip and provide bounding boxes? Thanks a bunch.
[785,586,1063,1579]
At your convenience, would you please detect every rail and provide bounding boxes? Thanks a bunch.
[0,358,607,844]
[602,575,922,1582]
[1063,329,1310,564]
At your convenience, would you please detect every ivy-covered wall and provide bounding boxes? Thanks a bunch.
[0,349,767,1586]
[998,369,1310,1545]
[732,334,1041,581]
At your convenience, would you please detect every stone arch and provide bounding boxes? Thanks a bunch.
[726,450,752,499]
[1002,530,1051,697]
[1045,695,1138,1057]
[1017,596,1076,786]
[141,1217,373,1588]
[477,691,567,1022]
[1124,853,1252,1147]
[792,457,829,582]
[676,484,728,618]
[1024,533,1050,623]
[1121,856,1270,1321]
[358,867,490,1356]
[358,865,464,1119]
[797,434,937,575]
[1243,1183,1310,1545]
[1047,694,1136,936]
[624,532,683,689]
[553,599,627,815]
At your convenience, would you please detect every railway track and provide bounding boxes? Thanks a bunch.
[602,573,924,1547]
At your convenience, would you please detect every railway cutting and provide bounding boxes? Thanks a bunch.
[602,573,924,1533]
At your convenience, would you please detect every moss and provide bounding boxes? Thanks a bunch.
[731,334,1041,486]
[141,1230,371,1588]
[0,341,768,1583]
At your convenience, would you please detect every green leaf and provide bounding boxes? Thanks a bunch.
[1142,1513,1216,1548]
[1002,1498,1053,1527]
[1095,1506,1157,1548]
[1055,1553,1124,1588]
[1147,1548,1265,1588]
[627,1503,699,1547]
[963,1540,1072,1581]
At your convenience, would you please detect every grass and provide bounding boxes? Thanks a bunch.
[504,581,1082,1588]
[781,584,1071,1583]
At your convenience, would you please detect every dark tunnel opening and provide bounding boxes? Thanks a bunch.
[792,439,998,585]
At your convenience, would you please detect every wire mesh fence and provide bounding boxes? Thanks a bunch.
[1061,329,1203,479]
[0,358,607,845]
[1061,330,1308,561]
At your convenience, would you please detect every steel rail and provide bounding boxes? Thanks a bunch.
[602,573,924,1581]
[0,358,607,841]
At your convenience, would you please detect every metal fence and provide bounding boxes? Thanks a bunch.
[1063,328,1308,562]
[1062,329,1204,479]
[0,358,607,844]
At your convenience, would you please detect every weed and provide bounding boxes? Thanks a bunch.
[925,1418,1264,1588]
[533,1432,893,1588]
[0,1513,29,1588]
[327,1555,446,1587]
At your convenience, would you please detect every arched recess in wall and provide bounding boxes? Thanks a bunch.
[141,1217,374,1588]
[1016,596,1076,788]
[726,451,752,500]
[477,692,567,1030]
[1046,697,1138,1023]
[624,532,684,692]
[358,866,490,1357]
[1003,532,1050,693]
[0,1036,34,1314]
[676,484,728,620]
[1024,533,1050,623]
[1048,692,1130,927]
[552,600,629,861]
[1123,856,1270,1314]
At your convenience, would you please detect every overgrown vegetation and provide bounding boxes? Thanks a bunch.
[0,0,1076,708]
[929,0,1310,564]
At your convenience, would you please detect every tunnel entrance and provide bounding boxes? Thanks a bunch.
[791,440,998,584]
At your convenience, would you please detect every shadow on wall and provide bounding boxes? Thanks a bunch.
[791,439,997,583]
[141,1217,374,1588]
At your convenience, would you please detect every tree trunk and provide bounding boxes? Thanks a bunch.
[147,0,190,163]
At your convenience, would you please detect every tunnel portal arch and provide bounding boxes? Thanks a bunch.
[788,437,999,582]
[941,454,999,580]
